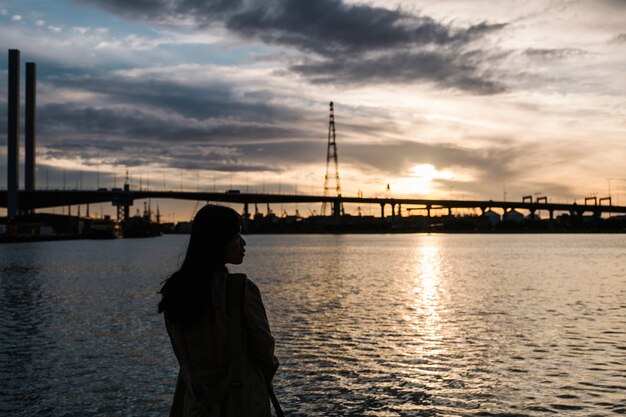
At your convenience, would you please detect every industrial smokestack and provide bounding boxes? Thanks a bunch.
[25,62,36,193]
[7,49,20,217]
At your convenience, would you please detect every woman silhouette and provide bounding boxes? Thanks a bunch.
[159,205,280,417]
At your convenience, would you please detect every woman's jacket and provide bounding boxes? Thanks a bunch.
[164,272,279,417]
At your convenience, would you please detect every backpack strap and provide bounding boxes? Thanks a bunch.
[269,385,285,417]
[226,273,246,417]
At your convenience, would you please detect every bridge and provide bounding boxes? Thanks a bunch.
[1,188,623,221]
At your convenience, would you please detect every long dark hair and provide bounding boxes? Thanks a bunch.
[158,204,242,324]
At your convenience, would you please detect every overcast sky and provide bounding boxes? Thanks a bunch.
[1,0,625,218]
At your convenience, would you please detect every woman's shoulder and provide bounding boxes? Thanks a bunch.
[228,273,262,295]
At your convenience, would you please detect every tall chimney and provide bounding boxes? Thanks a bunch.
[7,49,20,217]
[25,62,36,193]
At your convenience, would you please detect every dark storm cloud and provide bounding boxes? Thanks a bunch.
[39,123,286,173]
[292,50,506,94]
[76,0,508,93]
[167,158,272,172]
[32,68,316,173]
[51,74,299,122]
[237,141,328,166]
[38,102,305,143]
[226,1,504,55]
[34,66,310,146]
[9,59,337,173]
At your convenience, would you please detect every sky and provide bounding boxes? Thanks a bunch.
[1,0,625,219]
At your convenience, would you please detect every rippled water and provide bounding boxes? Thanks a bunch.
[1,234,625,416]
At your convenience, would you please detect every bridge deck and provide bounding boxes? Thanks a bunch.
[1,190,624,215]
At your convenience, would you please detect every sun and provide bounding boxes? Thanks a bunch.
[391,164,456,196]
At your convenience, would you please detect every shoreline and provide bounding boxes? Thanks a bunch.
[2,228,625,244]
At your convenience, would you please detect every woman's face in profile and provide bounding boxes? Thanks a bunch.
[223,233,246,265]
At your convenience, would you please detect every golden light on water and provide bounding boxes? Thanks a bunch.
[412,237,446,357]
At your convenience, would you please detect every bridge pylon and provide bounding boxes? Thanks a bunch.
[321,101,344,217]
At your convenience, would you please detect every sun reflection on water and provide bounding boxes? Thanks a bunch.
[412,238,446,357]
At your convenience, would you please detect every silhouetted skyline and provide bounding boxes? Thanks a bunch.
[1,1,625,220]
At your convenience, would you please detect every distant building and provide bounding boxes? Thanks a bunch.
[39,226,54,236]
[175,221,193,234]
[503,209,524,224]
[483,209,501,226]
[526,212,541,221]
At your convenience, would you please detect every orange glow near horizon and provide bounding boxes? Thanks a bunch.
[390,164,457,196]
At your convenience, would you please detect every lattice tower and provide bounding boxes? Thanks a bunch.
[321,101,344,216]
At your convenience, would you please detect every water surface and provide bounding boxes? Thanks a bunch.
[1,234,625,416]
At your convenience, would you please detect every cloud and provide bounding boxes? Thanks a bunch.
[38,101,302,145]
[36,19,46,26]
[24,68,320,172]
[11,14,22,21]
[72,26,91,34]
[292,50,507,94]
[342,140,517,179]
[47,72,304,125]
[76,0,241,24]
[601,0,626,8]
[612,33,626,44]
[524,48,588,59]
[48,25,62,32]
[338,139,591,199]
[77,0,508,93]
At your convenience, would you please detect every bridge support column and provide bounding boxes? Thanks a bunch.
[426,205,431,219]
[332,199,341,218]
[447,207,452,216]
[529,209,536,220]
[113,196,134,222]
[242,202,250,230]
[549,210,554,220]
[480,207,486,215]
[380,203,385,218]
[391,203,396,218]
[398,203,402,217]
